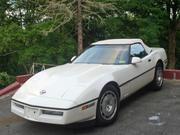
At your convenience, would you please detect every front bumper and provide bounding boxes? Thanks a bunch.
[11,99,97,125]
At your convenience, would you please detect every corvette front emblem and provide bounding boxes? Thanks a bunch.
[40,90,46,95]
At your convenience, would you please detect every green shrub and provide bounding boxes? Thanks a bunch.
[0,72,15,89]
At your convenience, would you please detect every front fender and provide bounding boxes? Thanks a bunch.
[62,74,116,105]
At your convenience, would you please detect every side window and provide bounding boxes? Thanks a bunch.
[130,43,147,58]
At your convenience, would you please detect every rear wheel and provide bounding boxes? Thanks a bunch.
[152,62,164,90]
[96,84,120,125]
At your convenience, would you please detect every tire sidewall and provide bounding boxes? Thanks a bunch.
[153,63,164,90]
[96,84,120,125]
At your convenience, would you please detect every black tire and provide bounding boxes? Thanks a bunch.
[96,84,120,126]
[151,62,164,90]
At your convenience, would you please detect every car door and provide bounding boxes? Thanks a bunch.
[119,43,155,99]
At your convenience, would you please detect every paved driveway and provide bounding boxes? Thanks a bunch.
[0,80,180,135]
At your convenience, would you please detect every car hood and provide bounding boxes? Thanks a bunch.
[13,64,118,103]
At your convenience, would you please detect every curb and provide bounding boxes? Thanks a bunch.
[0,82,21,96]
[164,70,180,80]
[0,74,32,96]
[16,74,33,84]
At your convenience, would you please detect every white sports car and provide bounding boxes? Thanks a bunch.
[11,39,167,125]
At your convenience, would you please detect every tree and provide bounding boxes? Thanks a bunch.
[0,0,10,26]
[77,0,83,54]
[41,0,115,54]
[113,0,180,68]
[7,0,42,27]
[110,0,164,46]
[164,0,180,69]
[0,23,26,74]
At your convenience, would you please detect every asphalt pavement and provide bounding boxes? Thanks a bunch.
[0,80,180,135]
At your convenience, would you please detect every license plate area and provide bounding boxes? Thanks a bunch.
[25,107,39,120]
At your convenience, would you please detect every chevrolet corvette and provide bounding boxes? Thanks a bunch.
[11,39,167,125]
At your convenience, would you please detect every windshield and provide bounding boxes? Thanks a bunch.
[73,45,130,65]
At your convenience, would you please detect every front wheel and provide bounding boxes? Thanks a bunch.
[151,63,164,90]
[96,84,120,125]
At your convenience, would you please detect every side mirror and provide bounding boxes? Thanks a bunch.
[131,57,142,64]
[71,56,76,62]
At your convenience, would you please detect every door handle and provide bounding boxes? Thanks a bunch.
[148,59,151,62]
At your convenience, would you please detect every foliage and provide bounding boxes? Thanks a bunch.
[0,0,180,77]
[0,72,15,89]
[0,23,26,74]
[40,0,116,54]
[18,23,76,73]
[40,0,116,32]
[0,21,76,74]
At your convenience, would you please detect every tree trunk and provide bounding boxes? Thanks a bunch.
[168,28,176,69]
[77,0,83,54]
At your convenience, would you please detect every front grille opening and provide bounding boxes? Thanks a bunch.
[41,110,63,116]
[14,103,24,109]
